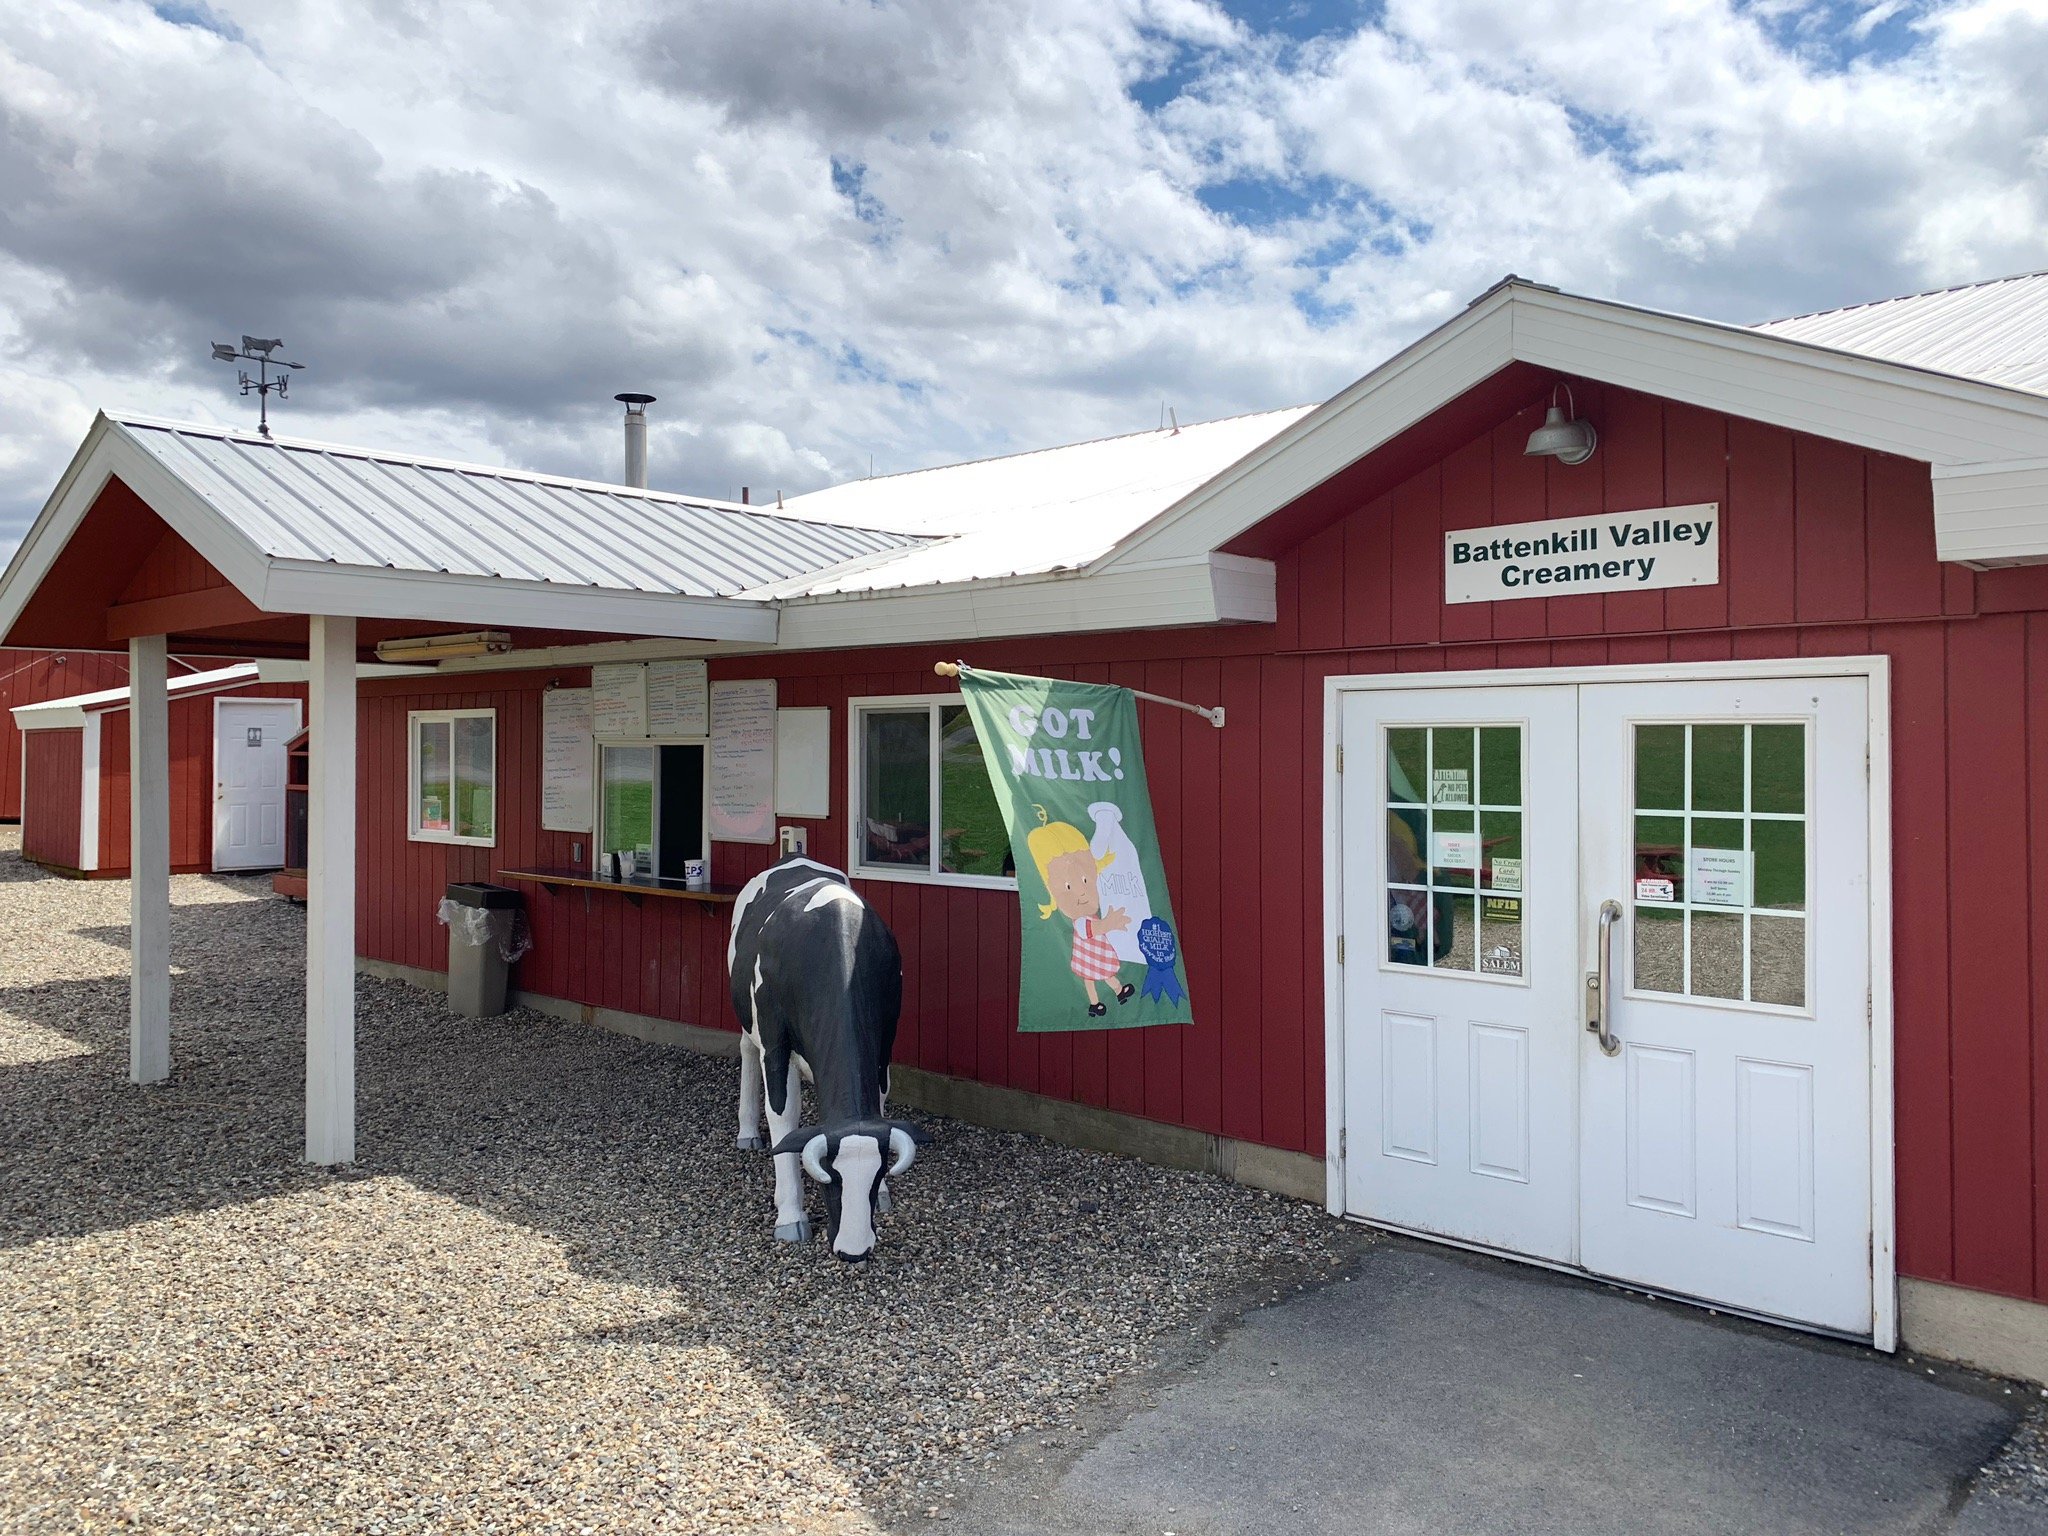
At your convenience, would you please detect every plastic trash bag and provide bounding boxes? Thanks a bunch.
[435,897,532,964]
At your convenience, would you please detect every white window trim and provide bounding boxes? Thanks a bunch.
[846,693,1017,892]
[592,735,711,877]
[408,708,497,848]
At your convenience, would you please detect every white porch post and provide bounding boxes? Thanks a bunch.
[128,634,170,1084]
[305,615,357,1164]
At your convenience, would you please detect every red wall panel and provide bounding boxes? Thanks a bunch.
[20,729,83,869]
[0,650,129,821]
[337,383,2048,1307]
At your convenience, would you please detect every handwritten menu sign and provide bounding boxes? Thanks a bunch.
[591,664,648,739]
[540,687,595,832]
[645,658,709,737]
[710,679,776,843]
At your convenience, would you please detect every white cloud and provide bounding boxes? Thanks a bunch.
[0,0,2042,562]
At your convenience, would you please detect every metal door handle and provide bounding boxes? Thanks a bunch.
[1587,899,1622,1056]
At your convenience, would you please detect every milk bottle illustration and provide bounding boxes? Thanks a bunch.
[1087,800,1153,965]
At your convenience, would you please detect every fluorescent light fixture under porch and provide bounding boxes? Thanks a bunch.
[373,630,513,663]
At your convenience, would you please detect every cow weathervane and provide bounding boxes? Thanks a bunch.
[729,856,929,1261]
[210,335,305,439]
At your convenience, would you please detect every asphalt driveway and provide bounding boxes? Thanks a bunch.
[932,1239,2044,1536]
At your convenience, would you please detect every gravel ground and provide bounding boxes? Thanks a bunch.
[0,828,1349,1535]
[1975,1402,2048,1510]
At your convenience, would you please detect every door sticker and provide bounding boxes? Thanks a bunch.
[1490,856,1522,893]
[1430,768,1469,805]
[246,727,263,747]
[1688,848,1749,907]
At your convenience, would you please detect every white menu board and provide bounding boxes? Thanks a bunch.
[710,679,776,843]
[591,663,648,739]
[645,658,709,737]
[540,687,595,832]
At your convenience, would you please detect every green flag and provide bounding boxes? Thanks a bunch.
[957,668,1194,1034]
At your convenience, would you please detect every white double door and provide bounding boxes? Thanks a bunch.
[213,698,299,871]
[1340,674,1874,1338]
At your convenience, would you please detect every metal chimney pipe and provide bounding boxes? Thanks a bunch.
[614,392,656,488]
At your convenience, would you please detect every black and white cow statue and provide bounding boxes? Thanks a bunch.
[728,856,930,1261]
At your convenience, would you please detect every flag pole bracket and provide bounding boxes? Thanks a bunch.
[935,660,1224,728]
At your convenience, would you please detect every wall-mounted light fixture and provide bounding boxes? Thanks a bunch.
[1524,383,1598,467]
[372,630,513,663]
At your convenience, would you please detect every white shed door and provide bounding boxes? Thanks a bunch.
[1340,675,1873,1338]
[213,699,298,871]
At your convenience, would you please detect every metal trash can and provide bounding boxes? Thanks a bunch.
[437,882,529,1018]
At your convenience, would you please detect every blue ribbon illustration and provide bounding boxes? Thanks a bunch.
[1136,916,1184,1005]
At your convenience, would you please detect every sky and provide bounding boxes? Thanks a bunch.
[0,0,2044,565]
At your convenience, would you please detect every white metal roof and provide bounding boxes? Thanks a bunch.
[1754,272,2048,397]
[113,417,922,598]
[756,406,1315,596]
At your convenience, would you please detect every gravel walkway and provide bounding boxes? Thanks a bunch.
[0,829,1348,1535]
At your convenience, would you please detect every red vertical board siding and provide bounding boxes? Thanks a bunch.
[1439,440,1493,647]
[1541,381,1607,638]
[1258,653,1307,1152]
[2032,615,2048,1299]
[1217,654,1263,1144]
[1599,392,1667,635]
[1663,404,1730,632]
[1794,436,1866,625]
[1887,623,1953,1283]
[0,650,132,821]
[1489,405,1550,642]
[1945,616,2033,1295]
[20,729,83,868]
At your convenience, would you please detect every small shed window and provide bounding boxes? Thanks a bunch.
[409,710,496,846]
[847,695,1014,889]
[596,741,707,877]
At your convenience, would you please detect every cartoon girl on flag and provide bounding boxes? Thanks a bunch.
[1026,807,1137,1018]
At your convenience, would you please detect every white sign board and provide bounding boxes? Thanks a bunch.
[1432,830,1481,869]
[591,663,648,738]
[775,707,831,818]
[540,687,595,832]
[1445,503,1720,605]
[710,679,777,843]
[645,658,709,737]
[1688,847,1750,907]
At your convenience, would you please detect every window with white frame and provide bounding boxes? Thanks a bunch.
[849,696,1014,888]
[595,739,707,877]
[409,710,496,846]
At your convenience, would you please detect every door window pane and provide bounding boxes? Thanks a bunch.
[1690,725,1744,812]
[1388,729,1426,804]
[937,705,1009,877]
[1751,917,1807,1008]
[1751,724,1805,814]
[1629,721,1808,1009]
[1688,911,1744,1000]
[860,710,932,869]
[1383,722,1522,977]
[1635,725,1683,810]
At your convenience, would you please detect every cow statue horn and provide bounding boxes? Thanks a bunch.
[800,1133,830,1184]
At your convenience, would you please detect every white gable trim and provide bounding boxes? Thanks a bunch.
[0,415,780,645]
[1103,282,2048,574]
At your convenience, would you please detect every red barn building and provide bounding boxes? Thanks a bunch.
[11,663,308,876]
[5,275,2048,1382]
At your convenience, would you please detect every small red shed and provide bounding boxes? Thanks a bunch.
[13,664,306,876]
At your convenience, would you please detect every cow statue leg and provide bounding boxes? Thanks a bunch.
[766,1056,811,1242]
[735,1029,766,1150]
[875,1078,893,1215]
